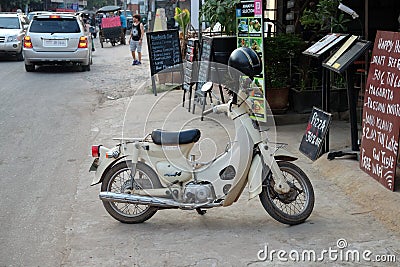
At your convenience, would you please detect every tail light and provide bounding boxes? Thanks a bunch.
[24,36,33,48]
[92,145,101,158]
[78,36,88,49]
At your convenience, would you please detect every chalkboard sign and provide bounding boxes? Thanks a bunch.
[360,31,400,191]
[196,36,213,93]
[299,107,332,161]
[183,38,199,91]
[147,29,182,76]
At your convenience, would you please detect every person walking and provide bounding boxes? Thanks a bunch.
[119,10,127,45]
[129,14,145,65]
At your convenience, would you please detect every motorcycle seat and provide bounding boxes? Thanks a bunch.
[151,129,201,145]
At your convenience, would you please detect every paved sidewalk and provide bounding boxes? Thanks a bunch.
[90,35,400,236]
[65,36,400,266]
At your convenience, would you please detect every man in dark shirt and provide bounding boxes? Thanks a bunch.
[129,14,145,65]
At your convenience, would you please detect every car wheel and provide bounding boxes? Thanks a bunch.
[25,64,35,72]
[16,49,24,61]
[81,64,90,72]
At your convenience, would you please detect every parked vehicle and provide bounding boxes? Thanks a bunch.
[0,12,29,60]
[90,47,315,225]
[27,11,51,21]
[96,6,125,47]
[121,9,133,29]
[23,13,92,72]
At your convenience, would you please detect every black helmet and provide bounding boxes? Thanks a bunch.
[228,47,262,78]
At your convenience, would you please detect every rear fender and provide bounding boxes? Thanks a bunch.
[91,156,127,186]
[91,145,127,186]
[274,155,297,162]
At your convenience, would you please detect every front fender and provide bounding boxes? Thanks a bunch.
[247,154,263,200]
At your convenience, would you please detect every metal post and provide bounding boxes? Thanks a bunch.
[346,66,359,151]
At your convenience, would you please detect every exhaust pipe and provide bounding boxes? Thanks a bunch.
[99,191,222,209]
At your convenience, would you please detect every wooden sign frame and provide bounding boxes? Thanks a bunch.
[359,31,400,191]
[146,29,183,95]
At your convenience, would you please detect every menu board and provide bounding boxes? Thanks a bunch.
[303,33,347,58]
[360,31,400,191]
[147,30,182,76]
[299,107,332,161]
[323,37,371,74]
[195,36,213,94]
[236,0,265,122]
[183,39,199,91]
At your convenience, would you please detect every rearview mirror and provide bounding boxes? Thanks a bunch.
[201,82,213,92]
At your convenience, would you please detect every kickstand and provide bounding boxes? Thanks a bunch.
[196,208,207,215]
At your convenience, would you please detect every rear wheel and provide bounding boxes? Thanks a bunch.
[25,64,35,72]
[81,63,90,72]
[101,161,162,224]
[259,161,314,225]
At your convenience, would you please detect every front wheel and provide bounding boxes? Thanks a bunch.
[259,161,314,225]
[101,161,162,224]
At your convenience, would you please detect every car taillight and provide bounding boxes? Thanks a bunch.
[49,15,60,19]
[24,36,33,48]
[92,145,101,158]
[78,36,88,49]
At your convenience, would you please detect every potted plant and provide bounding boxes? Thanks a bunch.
[264,33,304,112]
[290,59,349,113]
[300,0,351,41]
[200,0,240,36]
[174,7,190,56]
[200,0,239,66]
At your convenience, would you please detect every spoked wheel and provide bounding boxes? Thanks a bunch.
[259,161,314,225]
[101,161,162,223]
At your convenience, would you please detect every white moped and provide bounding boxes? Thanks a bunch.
[89,48,314,225]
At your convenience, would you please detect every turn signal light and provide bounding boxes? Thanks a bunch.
[92,145,101,158]
[78,36,88,49]
[24,36,33,48]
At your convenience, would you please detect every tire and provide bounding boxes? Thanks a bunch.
[101,161,162,224]
[16,48,24,61]
[25,64,35,72]
[81,63,90,72]
[259,161,314,225]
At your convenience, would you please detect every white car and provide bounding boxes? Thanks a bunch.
[0,12,29,61]
[23,13,92,72]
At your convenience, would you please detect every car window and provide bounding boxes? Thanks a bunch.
[123,11,132,17]
[0,17,20,29]
[29,18,80,33]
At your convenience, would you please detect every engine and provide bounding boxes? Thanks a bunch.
[183,183,216,204]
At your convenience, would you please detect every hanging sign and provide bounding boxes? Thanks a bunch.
[360,31,400,191]
[236,0,266,122]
